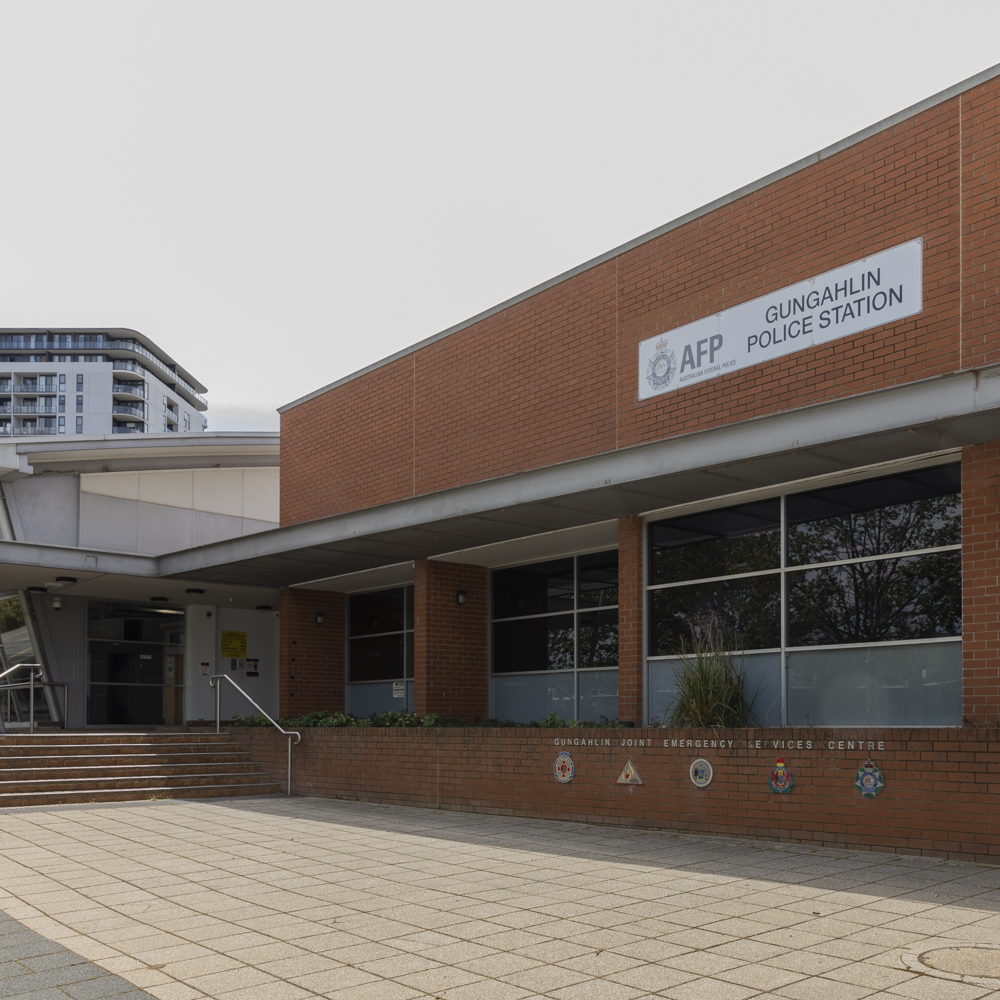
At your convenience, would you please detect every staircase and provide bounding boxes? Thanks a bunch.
[0,733,282,807]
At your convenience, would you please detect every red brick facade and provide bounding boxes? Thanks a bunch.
[281,77,1000,528]
[233,725,1000,864]
[413,559,488,720]
[617,516,643,725]
[278,588,344,719]
[962,441,1000,724]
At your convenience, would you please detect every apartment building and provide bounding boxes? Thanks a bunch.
[0,329,208,436]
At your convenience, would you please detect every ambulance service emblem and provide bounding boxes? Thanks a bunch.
[769,757,794,793]
[554,752,574,783]
[645,338,677,392]
[689,757,713,788]
[855,759,884,798]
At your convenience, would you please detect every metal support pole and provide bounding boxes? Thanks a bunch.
[215,679,221,734]
[287,736,292,796]
[29,669,34,735]
[63,685,68,730]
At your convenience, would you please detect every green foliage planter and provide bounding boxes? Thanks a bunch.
[667,622,758,728]
[231,710,628,729]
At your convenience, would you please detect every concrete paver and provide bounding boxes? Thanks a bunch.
[0,796,999,998]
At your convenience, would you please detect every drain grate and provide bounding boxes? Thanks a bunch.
[919,948,1000,978]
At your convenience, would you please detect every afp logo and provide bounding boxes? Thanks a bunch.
[645,338,676,392]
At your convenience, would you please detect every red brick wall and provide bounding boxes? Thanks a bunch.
[278,588,344,718]
[617,516,643,725]
[232,725,1000,864]
[962,441,1000,724]
[280,77,1000,528]
[413,560,488,720]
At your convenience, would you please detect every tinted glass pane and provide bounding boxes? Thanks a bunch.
[492,615,574,673]
[87,602,184,643]
[787,642,962,726]
[405,586,414,629]
[647,575,781,656]
[87,684,163,726]
[578,609,618,668]
[649,499,780,585]
[647,651,781,727]
[492,559,574,618]
[88,642,164,684]
[578,669,618,722]
[350,589,404,636]
[405,632,414,679]
[787,551,961,646]
[349,634,404,681]
[787,464,960,565]
[578,551,618,607]
[491,672,575,724]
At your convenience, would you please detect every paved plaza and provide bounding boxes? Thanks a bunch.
[0,797,999,999]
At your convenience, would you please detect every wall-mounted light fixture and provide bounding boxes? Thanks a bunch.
[456,589,467,606]
[55,577,77,585]
[315,611,325,624]
[256,605,272,611]
[51,597,62,611]
[26,586,46,594]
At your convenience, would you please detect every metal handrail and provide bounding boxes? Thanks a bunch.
[0,664,68,734]
[210,674,300,796]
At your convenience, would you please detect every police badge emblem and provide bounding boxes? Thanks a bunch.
[689,757,713,788]
[769,757,793,793]
[645,338,677,393]
[554,752,574,783]
[855,759,884,798]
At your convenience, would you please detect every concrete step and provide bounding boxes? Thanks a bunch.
[0,751,253,767]
[0,782,282,808]
[0,762,265,781]
[0,743,247,759]
[0,771,276,793]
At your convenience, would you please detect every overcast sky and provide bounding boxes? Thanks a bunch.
[1,2,998,431]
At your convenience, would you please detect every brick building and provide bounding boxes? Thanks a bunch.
[5,63,1000,741]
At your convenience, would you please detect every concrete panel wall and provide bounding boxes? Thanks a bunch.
[6,476,80,547]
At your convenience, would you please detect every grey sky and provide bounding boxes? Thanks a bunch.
[0,2,997,430]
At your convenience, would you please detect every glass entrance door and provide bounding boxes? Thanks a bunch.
[87,602,185,726]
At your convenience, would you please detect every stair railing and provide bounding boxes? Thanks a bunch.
[210,674,300,796]
[0,664,68,734]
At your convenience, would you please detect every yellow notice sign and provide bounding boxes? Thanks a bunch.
[220,630,248,658]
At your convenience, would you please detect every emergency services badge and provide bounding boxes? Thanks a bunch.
[768,757,794,794]
[689,757,713,788]
[645,338,677,393]
[855,759,884,798]
[554,752,575,783]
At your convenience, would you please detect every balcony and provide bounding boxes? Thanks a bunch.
[13,426,57,435]
[106,340,206,406]
[112,360,145,377]
[111,425,145,434]
[112,404,145,418]
[112,382,148,399]
[13,405,58,415]
[14,384,57,394]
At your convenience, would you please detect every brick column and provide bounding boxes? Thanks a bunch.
[413,559,488,721]
[617,515,644,725]
[278,588,345,718]
[962,442,1000,724]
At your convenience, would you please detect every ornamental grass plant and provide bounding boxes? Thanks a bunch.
[666,617,758,728]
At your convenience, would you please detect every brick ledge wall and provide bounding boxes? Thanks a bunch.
[228,726,1000,865]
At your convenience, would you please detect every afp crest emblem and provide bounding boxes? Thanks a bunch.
[645,337,677,393]
[554,752,574,783]
[769,757,793,794]
[855,759,884,798]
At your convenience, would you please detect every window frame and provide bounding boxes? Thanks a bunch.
[643,459,962,726]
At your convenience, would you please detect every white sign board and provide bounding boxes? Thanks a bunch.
[392,680,406,699]
[637,240,923,400]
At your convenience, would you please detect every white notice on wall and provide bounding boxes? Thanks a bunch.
[392,681,405,699]
[637,239,923,400]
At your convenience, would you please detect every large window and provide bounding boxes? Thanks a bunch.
[347,586,413,715]
[491,551,618,723]
[87,602,186,726]
[646,464,962,726]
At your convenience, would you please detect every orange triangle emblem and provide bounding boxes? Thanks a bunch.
[616,756,643,785]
